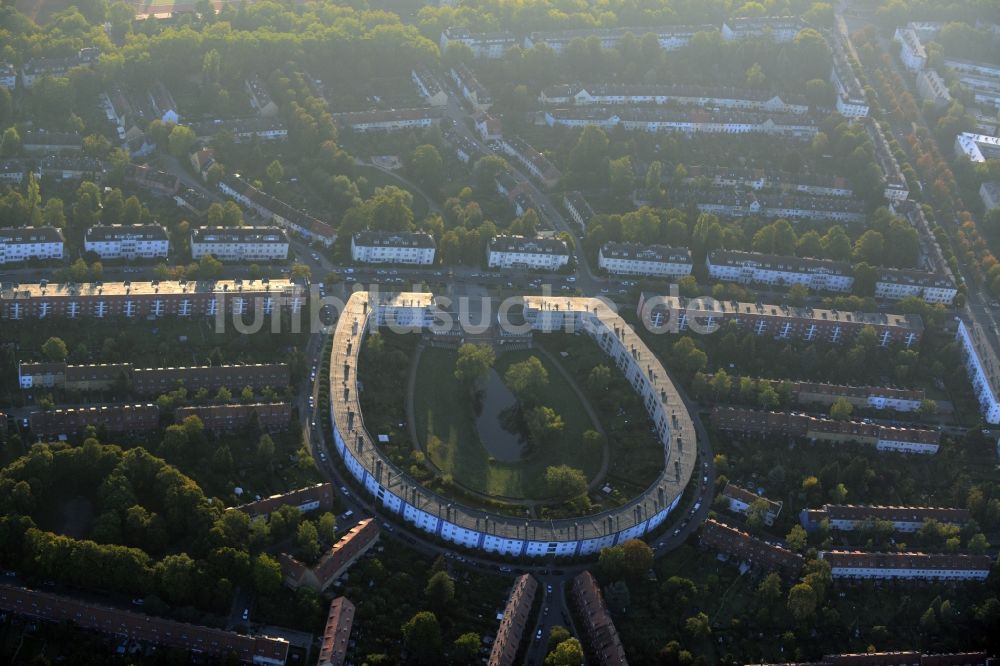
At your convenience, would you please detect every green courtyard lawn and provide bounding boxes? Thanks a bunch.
[414,347,603,500]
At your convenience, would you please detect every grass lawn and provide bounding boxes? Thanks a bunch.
[413,347,603,500]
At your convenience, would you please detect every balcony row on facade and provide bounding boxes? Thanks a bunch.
[0,279,303,320]
[637,293,924,348]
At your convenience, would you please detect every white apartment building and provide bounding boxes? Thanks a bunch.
[499,137,561,188]
[0,159,29,184]
[830,37,870,119]
[0,227,65,264]
[411,66,449,106]
[539,83,810,115]
[350,231,436,265]
[955,132,1000,162]
[475,112,502,141]
[801,505,969,533]
[543,108,818,138]
[217,176,336,247]
[450,64,492,111]
[722,484,782,526]
[563,192,595,228]
[524,25,711,54]
[598,242,693,278]
[439,27,518,59]
[707,250,854,292]
[981,181,1000,210]
[84,225,169,260]
[0,63,15,89]
[191,226,289,261]
[720,16,803,42]
[331,108,442,133]
[893,27,927,71]
[916,69,952,110]
[820,551,991,581]
[874,269,957,305]
[487,236,569,271]
[956,318,1000,424]
[189,117,288,142]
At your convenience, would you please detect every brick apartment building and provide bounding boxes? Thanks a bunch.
[800,505,970,533]
[317,596,355,666]
[819,550,992,581]
[174,403,291,432]
[637,293,923,347]
[18,362,67,389]
[63,364,133,392]
[29,404,160,437]
[280,518,380,593]
[19,362,289,396]
[236,483,335,519]
[132,363,289,396]
[570,571,629,666]
[790,381,926,412]
[1,280,304,320]
[699,519,804,581]
[710,406,941,454]
[488,574,538,666]
[0,584,288,665]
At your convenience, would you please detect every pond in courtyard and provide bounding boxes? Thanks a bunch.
[475,368,524,462]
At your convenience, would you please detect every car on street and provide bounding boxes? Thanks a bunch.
[242,608,249,621]
[535,628,543,640]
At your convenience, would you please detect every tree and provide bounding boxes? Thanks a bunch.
[608,155,635,197]
[265,160,284,186]
[402,611,442,665]
[452,632,480,664]
[1,127,20,156]
[473,155,508,191]
[745,498,772,532]
[830,398,853,420]
[504,356,549,405]
[670,337,707,379]
[587,365,612,393]
[684,612,711,639]
[568,125,609,186]
[252,554,283,596]
[42,337,68,361]
[454,343,495,387]
[526,406,565,446]
[604,580,630,613]
[547,626,571,651]
[757,572,783,603]
[409,144,444,190]
[222,201,243,227]
[256,434,276,464]
[544,465,587,499]
[746,62,766,87]
[317,513,337,545]
[295,521,320,562]
[787,582,817,621]
[42,198,66,228]
[425,570,455,611]
[621,539,654,580]
[545,638,584,666]
[167,125,196,158]
[853,230,885,265]
[291,262,312,281]
[788,283,810,307]
[786,524,808,552]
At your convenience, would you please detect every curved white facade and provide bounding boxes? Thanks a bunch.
[328,291,697,557]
